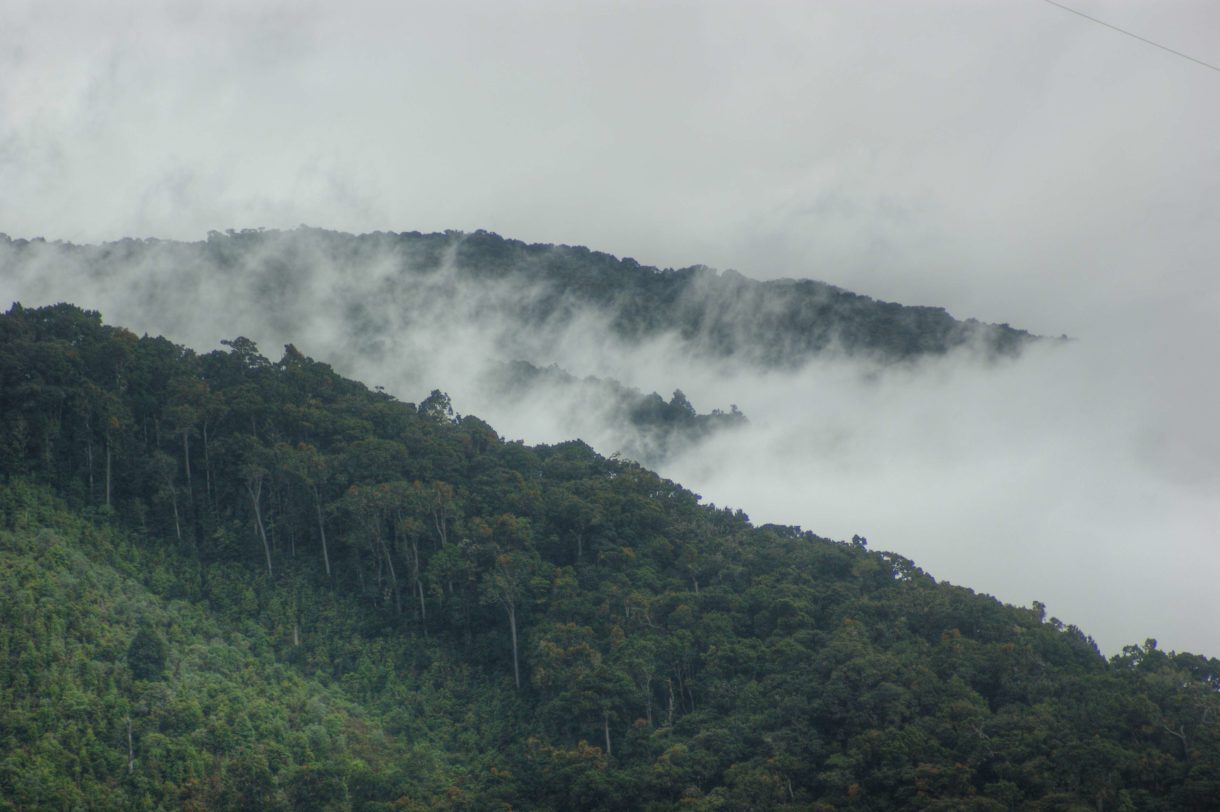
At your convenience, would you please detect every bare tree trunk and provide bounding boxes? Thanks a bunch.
[181,430,192,493]
[202,421,213,507]
[170,487,182,544]
[105,436,112,509]
[680,669,696,711]
[373,539,383,592]
[509,602,520,689]
[268,478,278,555]
[85,412,94,501]
[247,478,273,577]
[376,529,401,614]
[312,485,331,577]
[412,539,426,626]
[433,509,448,547]
[86,438,94,500]
[126,716,134,773]
[604,709,612,757]
[418,580,428,634]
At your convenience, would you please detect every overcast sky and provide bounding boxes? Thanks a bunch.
[2,0,1218,654]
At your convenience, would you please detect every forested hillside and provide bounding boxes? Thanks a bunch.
[0,229,1035,367]
[2,303,1216,811]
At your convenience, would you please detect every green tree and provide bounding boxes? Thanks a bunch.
[127,624,168,681]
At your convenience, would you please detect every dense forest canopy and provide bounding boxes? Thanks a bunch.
[1,303,1216,810]
[0,229,1038,368]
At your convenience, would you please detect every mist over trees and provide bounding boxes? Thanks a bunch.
[1,302,1218,810]
[0,227,1036,364]
[489,360,747,467]
[0,228,1037,470]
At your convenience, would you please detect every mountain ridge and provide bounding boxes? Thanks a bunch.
[0,226,1042,368]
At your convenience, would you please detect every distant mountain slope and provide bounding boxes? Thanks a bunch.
[2,303,1217,811]
[443,229,1038,364]
[487,360,747,467]
[0,228,1037,369]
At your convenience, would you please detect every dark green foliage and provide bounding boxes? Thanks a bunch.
[0,303,1215,811]
[127,623,168,681]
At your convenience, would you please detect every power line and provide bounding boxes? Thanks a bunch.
[1041,0,1220,74]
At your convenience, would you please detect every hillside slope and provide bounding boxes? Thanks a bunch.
[1,303,1215,811]
[0,480,480,810]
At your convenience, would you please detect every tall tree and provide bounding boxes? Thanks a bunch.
[243,462,274,577]
[481,542,544,690]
